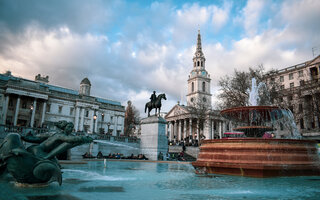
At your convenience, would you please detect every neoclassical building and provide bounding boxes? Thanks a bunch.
[165,31,227,145]
[264,55,320,139]
[0,71,125,135]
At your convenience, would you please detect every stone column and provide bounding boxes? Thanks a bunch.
[196,119,199,140]
[89,110,94,134]
[74,107,80,131]
[13,96,20,126]
[113,115,117,136]
[79,108,84,131]
[173,120,177,143]
[177,120,181,142]
[183,119,186,142]
[2,95,9,125]
[189,118,192,137]
[170,121,173,141]
[30,98,37,127]
[40,101,46,127]
[219,121,222,139]
[208,119,212,139]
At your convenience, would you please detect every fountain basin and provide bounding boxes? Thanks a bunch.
[192,139,320,178]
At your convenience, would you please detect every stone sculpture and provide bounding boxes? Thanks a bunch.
[0,121,92,186]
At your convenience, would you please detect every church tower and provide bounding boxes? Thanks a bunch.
[187,30,212,108]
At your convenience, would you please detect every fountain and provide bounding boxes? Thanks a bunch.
[192,78,320,177]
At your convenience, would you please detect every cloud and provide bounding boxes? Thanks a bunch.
[211,1,232,31]
[0,0,319,116]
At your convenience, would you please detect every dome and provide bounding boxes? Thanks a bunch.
[80,77,91,86]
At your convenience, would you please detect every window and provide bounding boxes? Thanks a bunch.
[190,98,194,102]
[46,104,51,112]
[58,106,63,114]
[289,73,294,80]
[70,108,74,115]
[290,82,294,88]
[298,70,303,77]
[279,97,283,103]
[288,96,293,101]
[280,76,284,82]
[197,61,200,66]
[85,110,89,117]
[300,118,304,129]
[299,104,303,112]
[270,78,275,82]
[280,85,285,90]
[288,105,294,113]
[202,82,205,92]
[22,101,27,109]
[192,82,194,92]
[300,80,305,86]
[201,61,203,67]
[8,99,13,107]
[111,116,114,122]
[203,97,206,102]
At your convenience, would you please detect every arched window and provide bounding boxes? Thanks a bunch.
[202,82,205,92]
[192,82,194,92]
[197,61,200,66]
[201,61,203,67]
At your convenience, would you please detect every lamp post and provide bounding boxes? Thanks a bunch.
[93,115,97,134]
[29,105,34,127]
[101,113,104,134]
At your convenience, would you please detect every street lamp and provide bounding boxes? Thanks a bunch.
[101,113,104,133]
[93,115,97,134]
[29,105,34,127]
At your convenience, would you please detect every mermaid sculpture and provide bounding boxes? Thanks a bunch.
[0,121,92,186]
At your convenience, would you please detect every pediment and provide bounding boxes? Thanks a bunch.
[165,105,189,119]
[308,55,320,66]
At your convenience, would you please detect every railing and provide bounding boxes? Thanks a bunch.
[0,124,48,135]
[95,134,140,144]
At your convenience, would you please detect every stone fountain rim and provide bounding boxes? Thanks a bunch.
[220,106,281,115]
[201,138,318,144]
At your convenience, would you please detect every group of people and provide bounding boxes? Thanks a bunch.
[82,152,148,160]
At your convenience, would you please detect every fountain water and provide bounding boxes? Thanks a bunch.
[192,78,320,177]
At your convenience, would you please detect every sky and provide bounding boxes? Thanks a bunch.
[0,0,319,117]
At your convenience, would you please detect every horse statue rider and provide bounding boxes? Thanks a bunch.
[145,91,167,117]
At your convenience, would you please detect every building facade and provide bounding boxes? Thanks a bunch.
[264,55,320,139]
[165,31,226,145]
[0,71,125,136]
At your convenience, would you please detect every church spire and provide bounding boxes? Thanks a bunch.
[196,29,202,53]
[194,29,204,58]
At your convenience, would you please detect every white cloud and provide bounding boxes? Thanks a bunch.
[242,0,265,36]
[210,2,232,31]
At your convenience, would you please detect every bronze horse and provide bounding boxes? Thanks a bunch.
[145,93,167,117]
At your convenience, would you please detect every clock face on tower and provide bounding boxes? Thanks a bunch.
[201,71,206,76]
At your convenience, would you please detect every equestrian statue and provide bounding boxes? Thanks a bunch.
[145,91,167,117]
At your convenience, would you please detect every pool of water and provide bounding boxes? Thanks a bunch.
[1,160,320,200]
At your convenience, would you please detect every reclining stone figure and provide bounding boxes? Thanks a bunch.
[0,120,93,186]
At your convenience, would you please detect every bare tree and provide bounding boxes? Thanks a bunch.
[124,101,140,136]
[218,65,281,109]
[188,98,211,145]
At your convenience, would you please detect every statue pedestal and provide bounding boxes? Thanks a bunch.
[140,116,168,161]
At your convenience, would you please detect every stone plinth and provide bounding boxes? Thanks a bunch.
[140,116,168,160]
